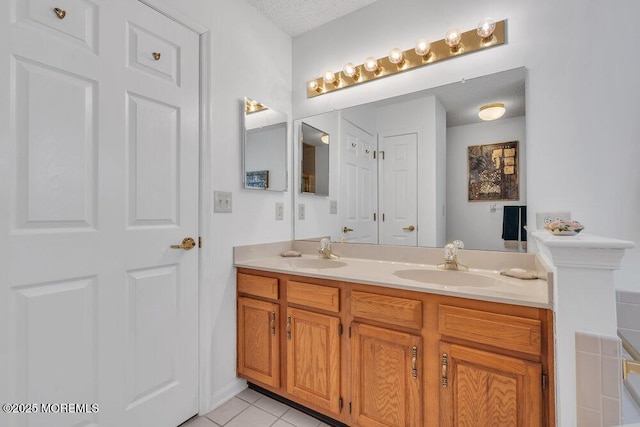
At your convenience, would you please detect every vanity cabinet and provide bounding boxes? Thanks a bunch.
[439,342,541,426]
[236,268,554,427]
[236,273,280,388]
[351,323,422,426]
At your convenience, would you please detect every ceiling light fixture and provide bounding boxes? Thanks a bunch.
[306,19,506,98]
[478,103,506,121]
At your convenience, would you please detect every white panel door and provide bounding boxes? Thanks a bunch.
[379,132,418,246]
[1,2,200,427]
[339,120,377,243]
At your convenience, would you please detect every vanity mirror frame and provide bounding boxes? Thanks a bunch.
[292,67,527,252]
[242,97,289,192]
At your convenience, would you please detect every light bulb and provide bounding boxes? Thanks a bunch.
[388,48,404,65]
[414,39,431,57]
[307,79,319,91]
[322,69,337,84]
[477,18,496,39]
[445,28,462,49]
[342,62,358,79]
[364,56,379,72]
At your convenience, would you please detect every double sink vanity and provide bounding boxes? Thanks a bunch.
[234,240,555,426]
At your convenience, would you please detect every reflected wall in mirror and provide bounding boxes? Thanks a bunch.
[243,97,288,191]
[293,67,527,252]
[300,122,329,196]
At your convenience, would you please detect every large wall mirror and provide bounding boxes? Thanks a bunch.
[300,122,330,196]
[293,67,527,251]
[243,97,288,191]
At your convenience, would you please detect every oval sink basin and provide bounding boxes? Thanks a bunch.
[393,269,497,287]
[286,258,347,269]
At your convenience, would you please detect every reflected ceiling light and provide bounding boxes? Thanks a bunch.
[388,48,405,67]
[478,103,506,121]
[245,98,267,114]
[444,28,462,51]
[321,133,329,144]
[477,18,496,40]
[306,19,506,98]
[414,38,431,58]
[342,62,360,80]
[364,56,381,74]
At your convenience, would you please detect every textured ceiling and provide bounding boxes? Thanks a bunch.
[245,0,378,36]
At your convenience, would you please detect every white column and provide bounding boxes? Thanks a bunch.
[532,231,635,427]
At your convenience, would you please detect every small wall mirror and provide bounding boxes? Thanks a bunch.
[300,122,329,196]
[243,97,288,191]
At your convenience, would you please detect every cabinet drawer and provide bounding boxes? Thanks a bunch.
[351,291,422,329]
[287,281,340,313]
[438,305,542,356]
[237,273,278,300]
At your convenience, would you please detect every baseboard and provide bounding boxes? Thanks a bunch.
[204,378,248,415]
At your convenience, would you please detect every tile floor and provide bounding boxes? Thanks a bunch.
[180,388,332,427]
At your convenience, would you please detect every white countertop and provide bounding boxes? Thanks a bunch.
[235,254,551,309]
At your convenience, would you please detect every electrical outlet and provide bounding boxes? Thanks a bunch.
[275,202,284,220]
[330,200,338,215]
[214,191,232,213]
[298,203,305,220]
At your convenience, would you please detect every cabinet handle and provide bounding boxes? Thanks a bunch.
[411,346,418,379]
[270,312,276,336]
[441,353,448,388]
[286,315,291,340]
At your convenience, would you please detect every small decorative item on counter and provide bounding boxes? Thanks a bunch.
[544,220,585,236]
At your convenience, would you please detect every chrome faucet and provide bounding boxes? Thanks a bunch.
[438,240,468,271]
[318,237,340,259]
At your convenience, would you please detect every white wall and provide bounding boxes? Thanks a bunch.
[292,0,640,291]
[447,116,527,251]
[159,0,293,411]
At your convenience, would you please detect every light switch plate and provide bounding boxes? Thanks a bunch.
[214,191,232,213]
[330,200,338,214]
[275,202,284,220]
[298,203,305,220]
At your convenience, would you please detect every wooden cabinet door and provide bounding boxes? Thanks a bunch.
[439,342,542,427]
[286,307,341,414]
[351,323,422,427]
[237,297,280,387]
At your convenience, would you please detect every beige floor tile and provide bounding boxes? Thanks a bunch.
[271,420,296,427]
[235,387,263,404]
[281,408,321,427]
[179,416,220,427]
[253,395,290,417]
[204,397,250,425]
[225,405,277,427]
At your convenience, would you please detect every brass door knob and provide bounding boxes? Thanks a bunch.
[170,237,196,250]
[54,7,66,19]
[403,225,416,232]
[152,52,161,60]
[343,226,354,233]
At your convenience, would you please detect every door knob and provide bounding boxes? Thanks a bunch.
[343,226,354,233]
[170,237,196,250]
[403,225,416,232]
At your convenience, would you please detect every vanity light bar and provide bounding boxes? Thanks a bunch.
[306,19,506,98]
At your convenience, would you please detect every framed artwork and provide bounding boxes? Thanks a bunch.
[468,141,519,201]
[245,170,270,189]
